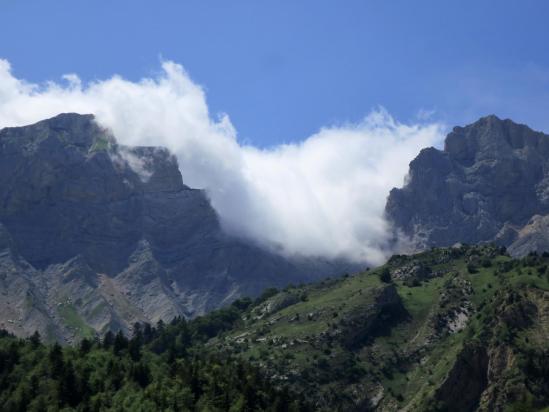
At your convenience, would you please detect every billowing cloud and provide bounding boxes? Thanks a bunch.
[0,59,444,264]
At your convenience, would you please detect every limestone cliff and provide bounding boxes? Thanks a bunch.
[386,115,549,255]
[0,113,345,342]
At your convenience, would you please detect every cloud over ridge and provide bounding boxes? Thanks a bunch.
[0,59,444,264]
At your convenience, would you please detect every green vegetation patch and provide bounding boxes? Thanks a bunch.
[58,303,96,340]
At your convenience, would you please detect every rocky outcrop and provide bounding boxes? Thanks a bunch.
[434,343,489,412]
[434,288,548,412]
[338,285,407,349]
[0,113,346,342]
[506,214,549,257]
[386,115,549,255]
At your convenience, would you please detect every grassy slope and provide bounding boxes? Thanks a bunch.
[57,303,96,340]
[210,245,549,411]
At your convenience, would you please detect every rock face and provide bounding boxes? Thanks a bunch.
[338,284,408,349]
[386,115,549,255]
[0,113,344,343]
[434,343,489,412]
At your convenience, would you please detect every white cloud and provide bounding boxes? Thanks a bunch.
[0,59,444,264]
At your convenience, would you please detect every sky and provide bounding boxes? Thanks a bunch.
[1,0,549,146]
[0,1,548,264]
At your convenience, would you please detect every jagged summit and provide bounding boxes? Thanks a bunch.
[444,114,549,165]
[386,115,549,255]
[0,113,191,273]
[0,113,344,343]
[1,113,104,154]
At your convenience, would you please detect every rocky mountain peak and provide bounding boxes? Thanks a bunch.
[1,113,105,155]
[0,113,192,273]
[444,115,549,165]
[0,113,345,343]
[386,115,549,255]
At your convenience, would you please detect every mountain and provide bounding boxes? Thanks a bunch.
[386,115,549,256]
[1,112,548,410]
[0,113,345,343]
[3,244,546,411]
[208,245,549,411]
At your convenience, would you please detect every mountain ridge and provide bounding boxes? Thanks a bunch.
[0,114,547,411]
[386,114,549,256]
[0,113,348,343]
[199,244,549,411]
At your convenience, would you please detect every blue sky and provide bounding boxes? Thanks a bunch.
[1,0,549,146]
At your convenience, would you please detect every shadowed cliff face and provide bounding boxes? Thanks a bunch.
[0,113,209,274]
[386,115,549,255]
[0,113,346,343]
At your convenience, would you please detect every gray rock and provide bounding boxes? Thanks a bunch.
[386,115,549,256]
[506,214,549,256]
[0,113,348,341]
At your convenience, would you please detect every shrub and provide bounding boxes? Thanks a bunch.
[379,268,392,283]
[255,287,279,304]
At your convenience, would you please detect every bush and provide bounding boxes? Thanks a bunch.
[379,268,392,283]
[404,278,421,287]
[231,297,253,311]
[255,287,279,304]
